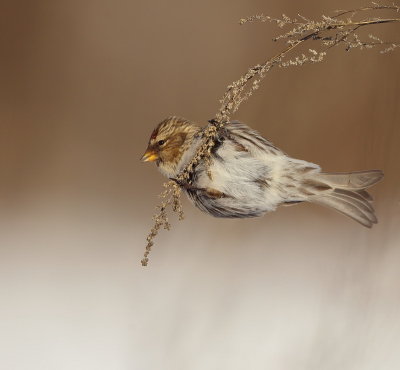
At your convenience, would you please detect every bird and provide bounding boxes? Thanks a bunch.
[141,116,384,228]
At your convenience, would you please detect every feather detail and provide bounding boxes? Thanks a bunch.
[307,170,383,227]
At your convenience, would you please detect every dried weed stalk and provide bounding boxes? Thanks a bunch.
[141,2,400,266]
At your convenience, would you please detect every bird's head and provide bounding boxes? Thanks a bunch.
[141,116,200,177]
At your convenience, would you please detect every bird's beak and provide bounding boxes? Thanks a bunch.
[141,149,159,162]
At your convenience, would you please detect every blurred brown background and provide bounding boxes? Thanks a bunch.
[1,1,399,369]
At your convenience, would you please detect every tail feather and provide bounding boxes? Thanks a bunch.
[308,169,383,228]
[356,189,373,202]
[333,189,375,214]
[317,170,383,190]
[313,193,376,228]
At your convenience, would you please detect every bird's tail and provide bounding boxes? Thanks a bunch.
[306,170,384,228]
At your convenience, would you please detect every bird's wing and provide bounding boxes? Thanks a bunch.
[224,121,284,157]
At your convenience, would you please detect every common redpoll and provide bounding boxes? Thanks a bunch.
[141,116,383,228]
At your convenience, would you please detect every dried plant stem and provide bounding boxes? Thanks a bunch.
[334,4,400,17]
[141,182,182,266]
[141,2,400,266]
[217,15,400,122]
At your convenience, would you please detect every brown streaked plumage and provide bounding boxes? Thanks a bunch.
[142,117,384,228]
[141,116,201,176]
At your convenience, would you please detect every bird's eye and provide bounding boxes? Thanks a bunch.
[158,140,165,146]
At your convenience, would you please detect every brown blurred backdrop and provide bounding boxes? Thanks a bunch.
[1,1,399,369]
